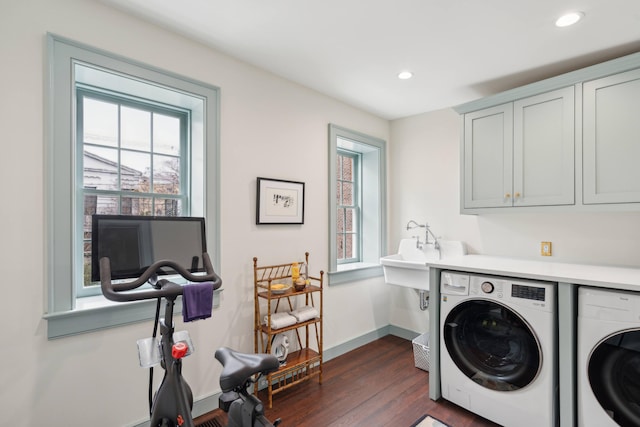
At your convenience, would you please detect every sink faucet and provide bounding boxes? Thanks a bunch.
[406,220,441,252]
[406,220,425,248]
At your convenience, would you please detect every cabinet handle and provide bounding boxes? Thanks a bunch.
[515,192,521,198]
[505,193,511,199]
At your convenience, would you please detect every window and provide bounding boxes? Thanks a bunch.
[336,150,360,263]
[45,34,220,338]
[77,86,190,295]
[328,124,386,285]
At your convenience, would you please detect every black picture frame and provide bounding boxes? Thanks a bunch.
[256,177,305,224]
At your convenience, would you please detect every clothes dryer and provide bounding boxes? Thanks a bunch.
[578,287,640,427]
[440,271,557,427]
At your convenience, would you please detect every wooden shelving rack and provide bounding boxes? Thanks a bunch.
[253,252,323,408]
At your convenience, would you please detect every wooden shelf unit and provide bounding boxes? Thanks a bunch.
[253,252,323,408]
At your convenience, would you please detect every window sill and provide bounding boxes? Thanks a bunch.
[44,289,223,339]
[327,263,383,285]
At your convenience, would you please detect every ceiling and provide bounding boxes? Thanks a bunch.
[100,0,640,120]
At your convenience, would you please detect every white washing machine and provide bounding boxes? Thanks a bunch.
[440,271,557,427]
[578,287,640,427]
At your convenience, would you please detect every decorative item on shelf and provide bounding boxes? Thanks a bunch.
[302,262,310,286]
[291,262,300,281]
[271,334,289,366]
[294,276,306,291]
[269,283,291,294]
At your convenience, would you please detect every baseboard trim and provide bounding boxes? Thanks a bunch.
[130,325,418,427]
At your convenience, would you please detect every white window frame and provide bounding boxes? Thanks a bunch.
[336,149,361,264]
[44,34,220,338]
[76,86,192,297]
[328,124,386,285]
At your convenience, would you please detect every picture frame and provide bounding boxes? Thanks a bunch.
[256,177,305,224]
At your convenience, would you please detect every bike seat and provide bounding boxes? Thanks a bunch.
[215,347,279,392]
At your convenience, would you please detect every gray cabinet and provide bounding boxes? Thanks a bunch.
[583,68,640,204]
[463,104,513,209]
[463,87,575,211]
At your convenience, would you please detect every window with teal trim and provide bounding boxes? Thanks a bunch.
[328,124,386,285]
[45,34,220,338]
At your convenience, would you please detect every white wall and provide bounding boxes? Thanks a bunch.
[0,1,391,426]
[6,1,640,425]
[388,107,640,331]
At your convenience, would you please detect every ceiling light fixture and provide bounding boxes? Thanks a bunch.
[398,71,413,80]
[555,11,584,27]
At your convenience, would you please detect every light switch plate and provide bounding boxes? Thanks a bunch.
[541,241,552,256]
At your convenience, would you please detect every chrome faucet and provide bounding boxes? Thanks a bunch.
[406,220,441,251]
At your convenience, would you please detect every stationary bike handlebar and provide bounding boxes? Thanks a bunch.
[100,252,222,302]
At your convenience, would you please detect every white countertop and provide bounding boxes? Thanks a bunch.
[427,255,640,291]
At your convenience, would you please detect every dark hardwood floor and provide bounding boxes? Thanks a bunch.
[256,334,501,427]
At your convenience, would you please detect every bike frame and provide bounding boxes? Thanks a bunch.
[149,291,195,427]
[100,255,221,427]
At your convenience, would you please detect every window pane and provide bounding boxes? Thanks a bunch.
[336,156,342,179]
[345,208,354,232]
[153,155,180,195]
[122,196,153,216]
[341,182,353,205]
[154,198,182,216]
[153,113,181,156]
[83,194,119,286]
[121,150,150,191]
[337,234,344,260]
[121,106,151,151]
[83,97,118,147]
[345,234,353,259]
[83,146,119,190]
[342,156,353,181]
[337,208,344,232]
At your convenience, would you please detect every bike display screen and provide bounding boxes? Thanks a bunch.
[91,215,207,282]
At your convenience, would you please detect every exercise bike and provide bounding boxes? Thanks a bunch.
[100,253,281,427]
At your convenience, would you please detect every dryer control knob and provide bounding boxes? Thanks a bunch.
[481,281,494,294]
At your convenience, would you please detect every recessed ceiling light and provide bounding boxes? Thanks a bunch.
[398,71,413,80]
[555,11,584,27]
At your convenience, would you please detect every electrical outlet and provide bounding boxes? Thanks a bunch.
[541,241,552,256]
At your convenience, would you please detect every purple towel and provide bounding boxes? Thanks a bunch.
[183,281,214,322]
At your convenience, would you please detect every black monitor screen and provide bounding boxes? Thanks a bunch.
[91,215,207,282]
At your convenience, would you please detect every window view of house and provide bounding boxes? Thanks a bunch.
[78,90,188,285]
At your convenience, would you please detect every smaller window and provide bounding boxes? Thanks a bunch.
[328,124,386,285]
[336,150,360,264]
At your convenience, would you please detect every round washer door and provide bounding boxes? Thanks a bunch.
[588,329,640,427]
[443,299,542,391]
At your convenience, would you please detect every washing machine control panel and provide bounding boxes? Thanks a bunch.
[470,279,504,298]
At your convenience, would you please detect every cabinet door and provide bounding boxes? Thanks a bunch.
[583,68,640,204]
[463,103,513,209]
[513,87,575,206]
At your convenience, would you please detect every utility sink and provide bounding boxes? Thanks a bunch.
[380,239,466,290]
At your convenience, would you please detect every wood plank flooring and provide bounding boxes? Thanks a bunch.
[258,334,501,427]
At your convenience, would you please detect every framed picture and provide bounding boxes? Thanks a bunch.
[256,177,305,224]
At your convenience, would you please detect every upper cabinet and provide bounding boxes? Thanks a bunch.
[456,51,640,214]
[583,68,640,204]
[463,87,575,211]
[463,103,513,209]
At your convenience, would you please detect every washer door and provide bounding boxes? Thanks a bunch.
[588,329,640,427]
[443,299,542,391]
